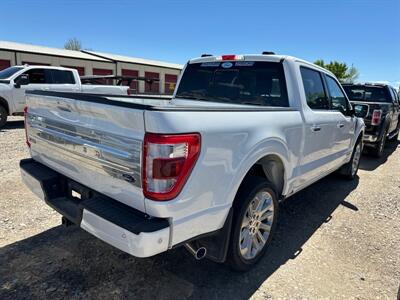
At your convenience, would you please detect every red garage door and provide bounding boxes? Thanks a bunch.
[164,74,178,95]
[93,68,113,85]
[145,72,159,94]
[22,61,50,66]
[0,59,11,71]
[121,69,139,93]
[62,65,85,76]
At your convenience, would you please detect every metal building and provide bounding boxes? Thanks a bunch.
[0,41,182,94]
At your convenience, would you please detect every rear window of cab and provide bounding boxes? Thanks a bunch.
[175,61,289,107]
[343,85,391,103]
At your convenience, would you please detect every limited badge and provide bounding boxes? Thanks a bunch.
[221,62,233,68]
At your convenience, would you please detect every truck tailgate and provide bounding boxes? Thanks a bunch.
[25,91,146,212]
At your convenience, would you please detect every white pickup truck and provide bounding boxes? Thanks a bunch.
[20,53,364,271]
[0,65,129,128]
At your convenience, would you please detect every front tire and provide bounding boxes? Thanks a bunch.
[0,105,8,128]
[226,177,279,271]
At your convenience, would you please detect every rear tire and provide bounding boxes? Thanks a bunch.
[371,129,387,157]
[340,139,362,180]
[225,176,279,271]
[0,105,7,128]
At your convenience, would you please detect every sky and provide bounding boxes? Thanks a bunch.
[1,0,399,88]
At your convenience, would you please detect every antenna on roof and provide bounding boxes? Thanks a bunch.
[201,54,213,57]
[262,51,275,55]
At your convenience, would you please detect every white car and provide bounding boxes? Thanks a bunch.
[0,65,129,128]
[20,53,365,271]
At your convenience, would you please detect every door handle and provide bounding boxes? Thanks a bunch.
[337,123,345,128]
[311,125,321,132]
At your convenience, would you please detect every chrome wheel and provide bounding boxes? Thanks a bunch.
[239,190,275,260]
[351,143,361,175]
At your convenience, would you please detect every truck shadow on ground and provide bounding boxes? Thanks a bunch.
[0,119,24,131]
[359,139,399,171]
[0,174,360,299]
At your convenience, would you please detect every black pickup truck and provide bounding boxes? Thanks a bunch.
[343,83,400,157]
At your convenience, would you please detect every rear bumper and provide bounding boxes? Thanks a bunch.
[20,158,170,258]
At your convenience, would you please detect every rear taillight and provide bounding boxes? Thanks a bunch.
[23,106,30,147]
[371,109,382,126]
[127,88,132,96]
[142,133,201,201]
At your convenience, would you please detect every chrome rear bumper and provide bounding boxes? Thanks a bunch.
[20,158,170,258]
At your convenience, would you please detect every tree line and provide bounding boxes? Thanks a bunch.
[314,59,359,83]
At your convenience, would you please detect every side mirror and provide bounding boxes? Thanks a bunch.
[353,104,369,118]
[14,74,29,88]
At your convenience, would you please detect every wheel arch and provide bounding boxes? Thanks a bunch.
[232,148,290,206]
[0,97,10,114]
[245,155,285,198]
[357,129,364,144]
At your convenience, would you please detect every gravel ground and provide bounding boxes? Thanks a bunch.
[0,117,399,299]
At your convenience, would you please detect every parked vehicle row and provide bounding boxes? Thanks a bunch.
[0,65,130,128]
[18,53,396,271]
[343,83,400,157]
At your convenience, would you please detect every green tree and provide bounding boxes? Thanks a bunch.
[64,38,82,51]
[314,59,359,83]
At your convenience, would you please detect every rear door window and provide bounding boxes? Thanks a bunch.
[51,70,75,84]
[300,67,329,110]
[388,87,399,104]
[392,88,399,104]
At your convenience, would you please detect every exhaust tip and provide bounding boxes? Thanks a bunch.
[184,243,207,260]
[195,247,207,260]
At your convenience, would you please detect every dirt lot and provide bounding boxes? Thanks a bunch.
[0,117,399,299]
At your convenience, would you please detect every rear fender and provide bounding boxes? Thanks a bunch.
[228,138,292,203]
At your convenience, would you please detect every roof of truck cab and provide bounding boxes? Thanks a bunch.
[188,54,336,77]
[17,65,80,70]
[189,54,288,64]
[342,82,391,88]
